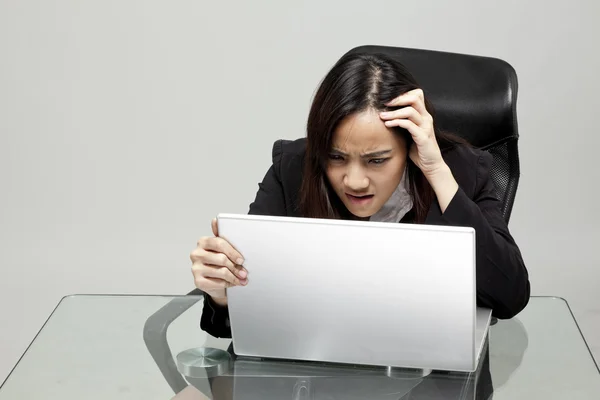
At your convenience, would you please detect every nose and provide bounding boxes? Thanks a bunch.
[343,165,369,192]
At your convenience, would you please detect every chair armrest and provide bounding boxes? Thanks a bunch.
[143,293,204,393]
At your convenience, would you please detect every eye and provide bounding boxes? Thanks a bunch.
[369,158,389,165]
[328,154,345,162]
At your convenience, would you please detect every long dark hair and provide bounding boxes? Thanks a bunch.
[299,52,465,223]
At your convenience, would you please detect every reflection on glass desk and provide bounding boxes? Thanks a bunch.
[0,296,598,399]
[186,348,492,399]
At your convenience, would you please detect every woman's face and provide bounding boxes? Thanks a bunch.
[325,109,408,218]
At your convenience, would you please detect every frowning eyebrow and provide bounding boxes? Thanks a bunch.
[330,149,393,158]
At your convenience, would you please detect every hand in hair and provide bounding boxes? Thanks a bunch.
[378,89,445,176]
[379,89,458,212]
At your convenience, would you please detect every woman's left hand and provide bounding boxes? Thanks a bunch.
[378,89,445,177]
[379,89,459,212]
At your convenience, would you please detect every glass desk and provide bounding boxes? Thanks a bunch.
[1,296,598,399]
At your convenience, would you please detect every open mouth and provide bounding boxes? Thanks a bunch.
[346,193,375,205]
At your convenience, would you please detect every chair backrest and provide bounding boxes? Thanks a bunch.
[344,45,520,223]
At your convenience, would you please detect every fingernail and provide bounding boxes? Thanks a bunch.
[236,258,244,265]
[385,121,393,126]
[380,112,389,117]
[240,279,248,286]
[238,269,247,278]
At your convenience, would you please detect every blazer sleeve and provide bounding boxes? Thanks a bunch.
[200,292,232,338]
[425,151,530,319]
[200,141,288,338]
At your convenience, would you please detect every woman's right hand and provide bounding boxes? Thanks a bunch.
[190,218,248,307]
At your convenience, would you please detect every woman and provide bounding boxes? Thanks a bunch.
[191,52,530,339]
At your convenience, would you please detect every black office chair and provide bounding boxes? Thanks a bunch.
[143,45,521,395]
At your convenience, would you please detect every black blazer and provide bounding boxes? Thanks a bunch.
[201,138,531,338]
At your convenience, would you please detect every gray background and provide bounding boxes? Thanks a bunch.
[1,0,598,382]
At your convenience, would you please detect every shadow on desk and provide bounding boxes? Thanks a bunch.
[489,317,529,390]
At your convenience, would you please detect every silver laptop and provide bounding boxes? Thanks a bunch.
[217,213,492,372]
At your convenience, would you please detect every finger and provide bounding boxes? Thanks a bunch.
[385,89,428,116]
[192,266,229,290]
[385,94,427,116]
[205,277,233,290]
[384,119,429,144]
[191,246,248,280]
[199,264,243,286]
[196,249,235,268]
[211,218,218,237]
[192,264,247,291]
[199,249,247,279]
[203,264,248,286]
[379,106,423,126]
[201,236,245,267]
[196,276,233,291]
[396,88,425,102]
